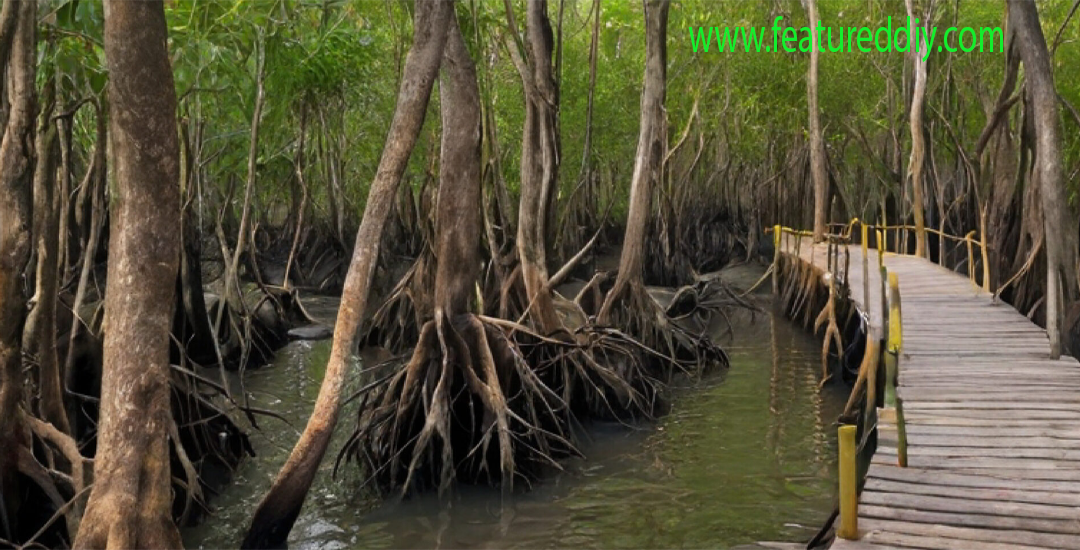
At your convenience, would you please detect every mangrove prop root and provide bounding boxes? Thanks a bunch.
[338,301,700,496]
[601,280,729,383]
[340,312,577,495]
[813,274,843,387]
[363,251,435,353]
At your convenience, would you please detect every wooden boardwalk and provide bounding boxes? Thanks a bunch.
[779,236,1080,550]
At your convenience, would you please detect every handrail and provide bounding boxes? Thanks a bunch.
[782,218,991,292]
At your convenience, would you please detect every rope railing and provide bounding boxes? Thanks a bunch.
[847,220,991,292]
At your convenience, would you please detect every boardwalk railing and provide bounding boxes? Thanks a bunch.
[769,218,990,541]
[829,219,991,293]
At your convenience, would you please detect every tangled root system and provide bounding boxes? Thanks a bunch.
[597,279,729,382]
[337,302,683,496]
[362,252,435,353]
[340,312,576,496]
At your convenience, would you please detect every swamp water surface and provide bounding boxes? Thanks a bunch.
[184,269,846,549]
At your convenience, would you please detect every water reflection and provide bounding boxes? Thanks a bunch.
[184,295,845,549]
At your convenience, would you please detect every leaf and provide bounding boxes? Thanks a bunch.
[56,0,79,29]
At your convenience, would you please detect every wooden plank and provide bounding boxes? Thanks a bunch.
[873,451,1080,475]
[899,383,1080,391]
[901,409,1080,420]
[905,424,1080,439]
[898,389,1080,403]
[859,490,1080,520]
[866,464,1080,492]
[904,401,1080,411]
[855,516,1075,546]
[864,478,1080,507]
[860,527,1064,550]
[905,433,1080,450]
[859,504,1080,535]
[901,417,1080,427]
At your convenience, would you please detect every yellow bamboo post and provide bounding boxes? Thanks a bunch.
[888,272,902,348]
[884,348,898,409]
[965,230,976,284]
[880,265,889,352]
[885,271,902,409]
[861,223,869,310]
[862,338,880,431]
[980,231,991,293]
[887,271,907,467]
[772,225,781,294]
[876,229,884,269]
[838,424,858,540]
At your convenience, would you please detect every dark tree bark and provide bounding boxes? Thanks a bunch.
[507,0,563,333]
[214,37,265,356]
[1009,0,1079,358]
[343,10,587,497]
[0,0,35,524]
[73,1,183,547]
[803,0,829,241]
[434,22,483,315]
[980,30,1021,290]
[598,0,668,322]
[63,100,107,408]
[177,118,218,365]
[242,3,453,547]
[25,73,70,436]
[905,0,928,257]
[283,106,309,289]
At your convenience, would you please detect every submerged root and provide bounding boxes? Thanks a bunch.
[338,304,676,496]
[598,279,729,382]
[813,273,843,387]
[167,359,256,526]
[340,312,577,496]
[485,313,664,422]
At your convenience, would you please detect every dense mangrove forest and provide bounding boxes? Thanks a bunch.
[0,0,1078,548]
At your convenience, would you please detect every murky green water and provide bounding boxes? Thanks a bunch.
[183,279,845,550]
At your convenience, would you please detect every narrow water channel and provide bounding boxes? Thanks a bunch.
[183,271,846,549]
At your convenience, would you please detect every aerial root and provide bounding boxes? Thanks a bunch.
[598,280,728,384]
[20,410,88,540]
[338,298,698,496]
[339,312,578,496]
[363,252,434,353]
[775,255,851,388]
[167,360,254,526]
[813,274,844,388]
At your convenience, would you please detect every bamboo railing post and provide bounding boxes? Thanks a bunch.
[980,231,991,293]
[880,263,889,354]
[886,271,907,467]
[965,230,976,284]
[838,424,858,540]
[772,225,781,294]
[827,236,835,274]
[862,338,881,431]
[884,295,897,408]
[877,229,884,269]
[861,223,869,310]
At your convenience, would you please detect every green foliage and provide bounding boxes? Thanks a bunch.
[43,0,1080,232]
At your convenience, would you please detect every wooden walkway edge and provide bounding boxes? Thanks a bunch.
[779,236,1080,550]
